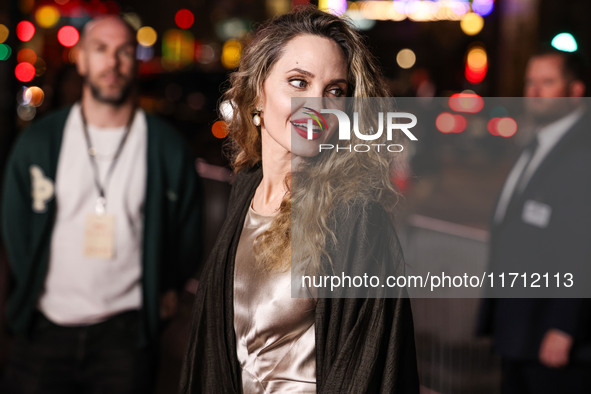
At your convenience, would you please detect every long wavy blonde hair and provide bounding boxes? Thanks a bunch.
[223,7,400,272]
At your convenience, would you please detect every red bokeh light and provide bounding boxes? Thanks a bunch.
[17,48,37,64]
[436,113,455,133]
[194,40,202,61]
[497,117,518,137]
[449,93,484,113]
[488,117,517,137]
[465,63,487,84]
[175,9,195,29]
[392,174,410,194]
[487,117,500,136]
[57,26,79,47]
[15,62,36,82]
[16,21,35,42]
[436,112,467,134]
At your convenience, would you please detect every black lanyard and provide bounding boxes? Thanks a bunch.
[80,104,136,214]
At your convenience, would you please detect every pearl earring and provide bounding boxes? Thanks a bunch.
[253,107,262,126]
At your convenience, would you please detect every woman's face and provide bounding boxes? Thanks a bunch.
[259,34,348,158]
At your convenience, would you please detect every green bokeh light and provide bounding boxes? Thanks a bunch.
[0,43,12,61]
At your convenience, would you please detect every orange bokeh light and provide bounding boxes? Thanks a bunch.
[211,120,229,139]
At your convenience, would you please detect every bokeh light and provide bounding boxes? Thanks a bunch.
[122,12,142,31]
[551,33,578,53]
[16,21,35,42]
[221,39,242,69]
[211,120,229,139]
[467,46,487,69]
[436,112,467,134]
[197,44,215,65]
[215,18,250,41]
[17,104,36,121]
[407,1,441,21]
[17,48,37,64]
[266,0,290,16]
[137,45,154,61]
[496,117,518,137]
[0,24,9,44]
[23,86,45,107]
[35,5,61,28]
[348,15,376,31]
[0,44,11,61]
[396,48,416,69]
[194,40,202,61]
[488,117,518,138]
[15,62,36,82]
[57,26,79,47]
[465,45,488,83]
[137,26,157,47]
[465,63,487,83]
[162,29,195,69]
[490,106,509,118]
[472,0,495,17]
[35,57,47,77]
[175,9,195,29]
[62,48,76,64]
[449,1,470,16]
[449,93,484,113]
[319,0,347,16]
[460,12,484,36]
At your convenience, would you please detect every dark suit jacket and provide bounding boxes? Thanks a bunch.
[479,109,591,360]
[179,163,419,393]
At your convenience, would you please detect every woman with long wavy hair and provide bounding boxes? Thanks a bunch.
[180,7,419,393]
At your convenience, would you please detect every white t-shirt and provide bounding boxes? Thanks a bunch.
[38,103,147,325]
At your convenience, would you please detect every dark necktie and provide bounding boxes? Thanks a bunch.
[503,136,540,219]
[513,136,539,195]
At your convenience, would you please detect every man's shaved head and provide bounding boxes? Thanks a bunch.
[80,15,137,48]
[75,16,137,106]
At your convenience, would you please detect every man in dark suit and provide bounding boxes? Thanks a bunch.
[480,49,591,393]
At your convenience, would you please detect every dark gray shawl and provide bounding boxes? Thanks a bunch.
[180,164,419,393]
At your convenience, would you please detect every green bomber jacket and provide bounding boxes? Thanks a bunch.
[1,106,203,345]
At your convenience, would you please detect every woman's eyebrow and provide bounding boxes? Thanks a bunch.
[288,68,348,86]
[329,78,348,85]
[287,67,314,77]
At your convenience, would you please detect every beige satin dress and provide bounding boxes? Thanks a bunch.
[233,206,316,393]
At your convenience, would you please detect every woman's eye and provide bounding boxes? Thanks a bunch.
[289,79,307,88]
[328,88,344,97]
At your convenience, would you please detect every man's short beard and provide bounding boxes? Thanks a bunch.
[527,99,575,125]
[87,77,134,106]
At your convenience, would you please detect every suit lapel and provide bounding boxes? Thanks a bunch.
[493,111,589,231]
[518,111,588,200]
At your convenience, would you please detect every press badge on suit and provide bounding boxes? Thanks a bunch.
[521,200,552,228]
